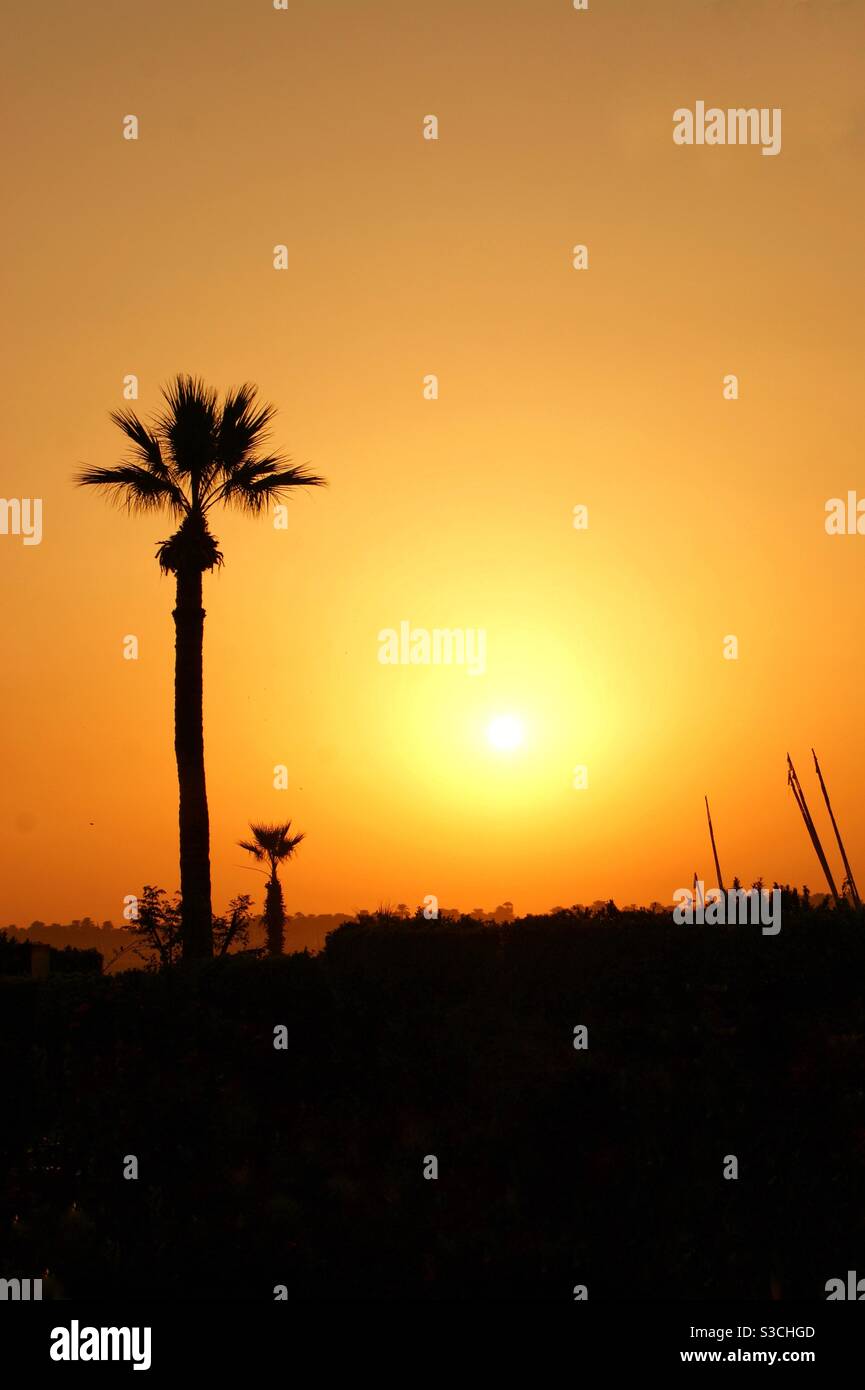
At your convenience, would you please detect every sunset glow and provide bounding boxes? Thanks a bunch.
[486,715,525,753]
[2,0,864,929]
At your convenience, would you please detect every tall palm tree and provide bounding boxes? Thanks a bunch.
[78,376,325,961]
[238,821,305,956]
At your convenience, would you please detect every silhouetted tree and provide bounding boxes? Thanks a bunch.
[78,376,325,960]
[212,894,255,957]
[239,821,306,955]
[116,886,255,971]
[128,886,182,971]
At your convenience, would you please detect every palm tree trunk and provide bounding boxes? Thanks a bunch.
[173,567,213,959]
[265,872,285,956]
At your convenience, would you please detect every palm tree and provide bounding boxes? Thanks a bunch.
[238,821,306,955]
[78,376,325,961]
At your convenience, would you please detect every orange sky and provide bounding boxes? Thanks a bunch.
[2,0,864,926]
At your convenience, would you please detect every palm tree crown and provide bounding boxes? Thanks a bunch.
[77,374,326,571]
[239,822,306,880]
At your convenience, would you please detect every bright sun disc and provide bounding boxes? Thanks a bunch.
[486,714,524,751]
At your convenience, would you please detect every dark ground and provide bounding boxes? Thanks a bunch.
[1,909,863,1300]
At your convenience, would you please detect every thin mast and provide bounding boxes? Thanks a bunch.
[812,749,860,908]
[787,753,841,908]
[705,796,725,895]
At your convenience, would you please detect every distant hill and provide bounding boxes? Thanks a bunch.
[2,914,355,969]
[4,893,829,969]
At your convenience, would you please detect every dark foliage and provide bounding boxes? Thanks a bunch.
[0,930,102,978]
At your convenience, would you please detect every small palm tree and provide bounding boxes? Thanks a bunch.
[78,376,325,961]
[239,821,306,956]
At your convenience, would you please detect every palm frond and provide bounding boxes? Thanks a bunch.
[156,374,219,491]
[108,410,189,511]
[76,464,185,514]
[238,839,266,862]
[275,832,305,857]
[108,409,166,472]
[216,383,280,475]
[212,459,327,514]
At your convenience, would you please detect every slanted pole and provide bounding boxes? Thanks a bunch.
[812,749,861,908]
[705,796,726,895]
[787,754,841,908]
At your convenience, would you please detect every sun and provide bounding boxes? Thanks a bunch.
[486,714,525,752]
